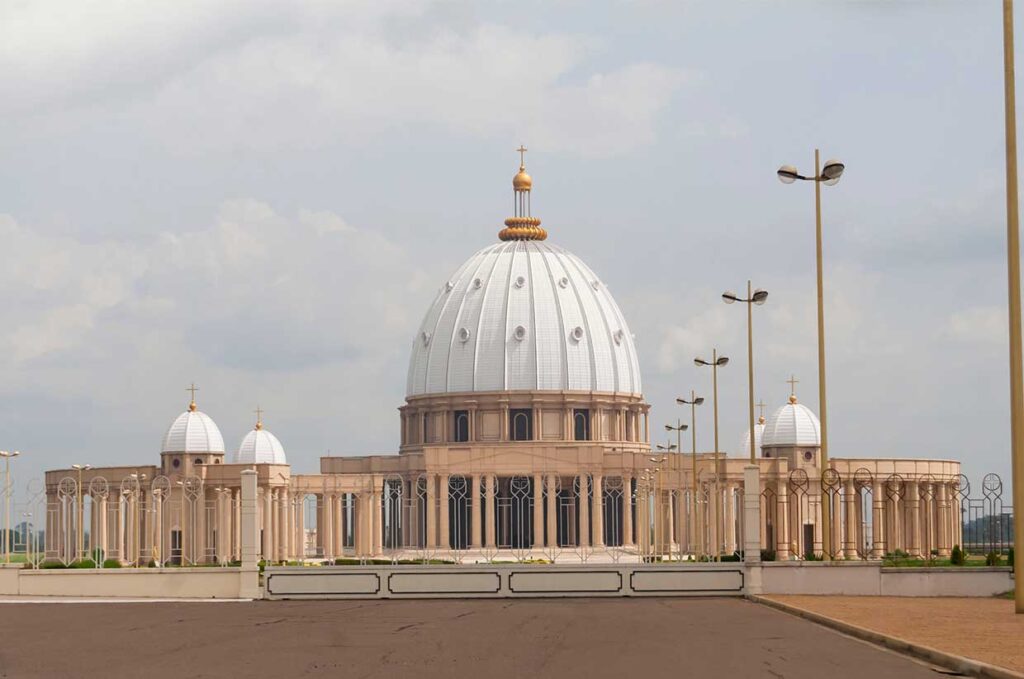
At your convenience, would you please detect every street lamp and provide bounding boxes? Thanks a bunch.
[71,463,92,563]
[648,455,668,560]
[676,393,704,558]
[695,351,728,561]
[778,150,844,560]
[723,284,769,464]
[0,451,21,564]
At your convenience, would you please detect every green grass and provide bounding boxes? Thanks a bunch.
[883,555,1005,568]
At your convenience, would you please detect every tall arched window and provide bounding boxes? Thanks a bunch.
[573,409,590,441]
[453,411,469,442]
[510,409,532,441]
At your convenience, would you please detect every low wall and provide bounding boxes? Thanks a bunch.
[264,563,747,599]
[0,566,255,599]
[759,562,1015,597]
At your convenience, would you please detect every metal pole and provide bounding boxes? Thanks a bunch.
[77,467,84,562]
[690,394,699,559]
[814,148,832,561]
[1001,0,1024,615]
[3,457,10,564]
[747,280,757,465]
[712,348,721,562]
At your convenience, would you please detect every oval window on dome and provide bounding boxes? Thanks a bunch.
[458,327,471,343]
[613,329,624,345]
[514,275,526,289]
[513,325,527,341]
[570,326,584,342]
[444,281,454,292]
[421,331,431,346]
[473,278,482,289]
[558,277,569,289]
[591,280,601,290]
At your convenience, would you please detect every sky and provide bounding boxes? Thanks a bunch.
[0,1,1018,497]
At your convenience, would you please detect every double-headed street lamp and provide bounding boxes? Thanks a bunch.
[778,151,844,560]
[71,463,92,562]
[695,350,728,561]
[675,393,704,558]
[1,451,21,564]
[723,284,768,464]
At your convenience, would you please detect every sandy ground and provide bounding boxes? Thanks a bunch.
[765,595,1024,674]
[0,597,946,679]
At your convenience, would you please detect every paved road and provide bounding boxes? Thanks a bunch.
[0,598,943,679]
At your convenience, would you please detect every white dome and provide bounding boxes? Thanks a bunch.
[762,397,821,448]
[739,421,766,457]
[232,427,287,465]
[406,240,642,396]
[161,407,225,454]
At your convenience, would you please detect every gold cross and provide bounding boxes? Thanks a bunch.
[254,405,263,424]
[516,144,528,168]
[186,383,199,402]
[787,374,799,396]
[756,400,767,419]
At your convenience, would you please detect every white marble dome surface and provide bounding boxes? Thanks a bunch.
[161,407,225,454]
[232,427,287,465]
[406,240,642,397]
[762,397,822,448]
[739,420,766,457]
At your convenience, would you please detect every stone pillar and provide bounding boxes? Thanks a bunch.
[907,481,921,557]
[936,483,952,557]
[743,466,762,565]
[471,475,482,549]
[279,488,290,561]
[775,480,790,560]
[871,481,885,558]
[485,476,496,548]
[338,494,348,555]
[425,475,437,548]
[724,484,736,554]
[532,474,544,549]
[439,475,450,550]
[812,488,823,556]
[372,490,383,556]
[592,475,605,548]
[843,480,858,559]
[578,475,590,548]
[622,476,634,547]
[240,471,258,567]
[296,495,306,560]
[545,474,557,548]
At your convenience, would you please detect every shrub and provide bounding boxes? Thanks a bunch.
[950,545,964,566]
[1008,547,1015,568]
[985,551,1002,567]
[720,553,742,562]
[102,558,122,569]
[41,560,68,569]
[71,559,96,569]
[804,551,823,561]
[761,550,776,562]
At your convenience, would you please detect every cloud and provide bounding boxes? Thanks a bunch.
[945,306,1007,345]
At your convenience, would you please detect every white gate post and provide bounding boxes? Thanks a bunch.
[239,470,261,598]
[743,464,763,594]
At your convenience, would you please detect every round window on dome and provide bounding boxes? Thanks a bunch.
[591,280,601,290]
[558,277,569,288]
[473,278,482,289]
[804,451,813,461]
[513,325,527,341]
[570,326,584,342]
[514,275,526,289]
[172,458,181,469]
[613,329,624,345]
[421,331,431,346]
[444,281,453,292]
[458,327,471,343]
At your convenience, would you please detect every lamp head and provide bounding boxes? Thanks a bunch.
[716,356,730,366]
[722,291,738,304]
[821,159,845,185]
[752,289,768,305]
[777,165,800,184]
[694,396,705,405]
[664,424,672,431]
[694,357,707,367]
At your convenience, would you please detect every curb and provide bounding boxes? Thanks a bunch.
[749,595,1024,679]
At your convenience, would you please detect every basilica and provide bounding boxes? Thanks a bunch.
[44,155,962,566]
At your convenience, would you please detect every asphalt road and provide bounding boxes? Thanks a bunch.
[0,598,944,678]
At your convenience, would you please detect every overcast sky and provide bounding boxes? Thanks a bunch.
[1,1,1018,495]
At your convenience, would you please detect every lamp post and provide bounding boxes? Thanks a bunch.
[778,152,844,560]
[676,393,704,558]
[695,350,729,561]
[665,422,688,558]
[0,451,21,564]
[71,463,92,562]
[723,284,769,464]
[649,453,669,559]
[1001,0,1024,615]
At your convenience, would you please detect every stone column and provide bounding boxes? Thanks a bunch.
[907,481,921,557]
[546,474,557,548]
[279,488,290,561]
[871,481,885,558]
[775,480,790,560]
[240,471,258,567]
[425,475,437,548]
[936,483,951,557]
[338,494,347,555]
[743,466,762,565]
[372,490,383,556]
[471,475,482,549]
[724,484,736,554]
[485,476,496,548]
[439,475,450,550]
[592,475,605,548]
[843,480,858,559]
[578,475,590,547]
[322,495,333,559]
[234,490,241,561]
[622,476,633,546]
[296,495,306,560]
[532,474,544,549]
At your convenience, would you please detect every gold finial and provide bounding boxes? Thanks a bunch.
[501,146,546,241]
[787,375,799,403]
[756,399,767,423]
[187,383,199,411]
[254,406,264,431]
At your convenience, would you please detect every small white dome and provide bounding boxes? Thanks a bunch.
[162,406,225,454]
[762,396,821,448]
[232,427,287,465]
[739,420,766,457]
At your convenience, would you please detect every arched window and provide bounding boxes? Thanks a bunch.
[453,411,469,442]
[573,409,590,441]
[510,409,532,441]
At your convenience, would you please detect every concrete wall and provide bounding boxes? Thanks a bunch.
[264,564,746,599]
[880,568,1013,597]
[0,566,254,599]
[759,562,1015,597]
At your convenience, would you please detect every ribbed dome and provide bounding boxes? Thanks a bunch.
[739,420,766,457]
[762,397,821,448]
[161,408,225,454]
[406,240,642,396]
[232,427,287,465]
